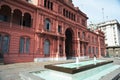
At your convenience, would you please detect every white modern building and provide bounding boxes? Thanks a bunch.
[88,19,120,57]
[97,20,120,47]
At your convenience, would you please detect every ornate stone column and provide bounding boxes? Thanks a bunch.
[63,38,65,57]
[82,43,84,56]
[40,35,43,56]
[77,38,80,58]
[10,10,13,28]
[51,38,54,59]
[98,37,101,57]
[86,44,89,56]
[56,37,59,60]
[21,14,24,29]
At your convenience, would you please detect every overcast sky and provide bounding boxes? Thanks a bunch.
[73,0,120,24]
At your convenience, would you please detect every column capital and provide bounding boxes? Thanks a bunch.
[22,13,24,17]
[11,10,14,14]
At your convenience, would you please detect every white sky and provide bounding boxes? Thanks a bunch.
[73,0,120,24]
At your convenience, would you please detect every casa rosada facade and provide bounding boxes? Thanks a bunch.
[0,0,106,63]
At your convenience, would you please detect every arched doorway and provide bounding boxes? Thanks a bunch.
[65,28,74,59]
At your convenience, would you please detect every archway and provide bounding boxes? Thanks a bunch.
[13,9,22,25]
[23,13,32,27]
[0,5,11,22]
[65,28,74,59]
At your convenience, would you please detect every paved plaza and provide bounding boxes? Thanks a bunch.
[0,58,120,80]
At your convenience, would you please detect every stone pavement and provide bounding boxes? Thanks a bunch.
[0,60,74,80]
[0,58,120,80]
[100,58,120,80]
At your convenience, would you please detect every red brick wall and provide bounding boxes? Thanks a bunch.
[0,0,106,64]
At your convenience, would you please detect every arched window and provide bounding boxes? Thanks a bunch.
[0,34,10,54]
[44,39,50,56]
[0,5,11,22]
[45,19,51,31]
[23,13,31,27]
[13,9,22,25]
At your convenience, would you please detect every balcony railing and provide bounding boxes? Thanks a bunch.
[0,21,10,28]
[0,21,34,32]
[37,29,65,38]
[79,37,89,42]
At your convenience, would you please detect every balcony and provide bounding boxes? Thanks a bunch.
[79,37,89,43]
[0,21,34,32]
[36,29,65,38]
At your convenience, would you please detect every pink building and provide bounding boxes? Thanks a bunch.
[0,0,106,64]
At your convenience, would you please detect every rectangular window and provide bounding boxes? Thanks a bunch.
[26,0,32,3]
[92,37,94,42]
[88,36,90,41]
[68,12,70,19]
[71,13,73,20]
[91,47,93,53]
[93,47,94,54]
[82,19,86,26]
[59,45,63,56]
[0,35,2,49]
[82,32,85,39]
[95,37,97,43]
[89,46,91,54]
[50,2,53,10]
[77,16,80,23]
[2,36,9,53]
[78,32,80,38]
[66,10,68,18]
[44,0,47,7]
[20,38,25,53]
[26,38,30,53]
[73,14,75,21]
[47,1,50,9]
[96,47,98,54]
[58,25,61,33]
[63,9,65,16]
[80,43,82,53]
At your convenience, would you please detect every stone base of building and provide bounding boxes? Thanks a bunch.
[3,53,91,64]
[107,46,120,57]
[34,56,90,62]
[34,57,67,62]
